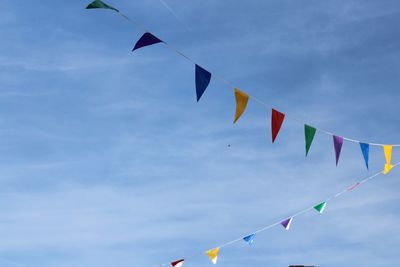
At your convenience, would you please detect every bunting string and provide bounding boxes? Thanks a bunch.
[215,165,396,248]
[154,162,400,267]
[86,0,400,148]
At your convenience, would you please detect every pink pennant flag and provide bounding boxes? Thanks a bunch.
[347,182,361,192]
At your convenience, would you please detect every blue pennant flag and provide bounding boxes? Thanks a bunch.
[243,234,255,245]
[132,32,163,51]
[195,64,211,102]
[359,142,369,170]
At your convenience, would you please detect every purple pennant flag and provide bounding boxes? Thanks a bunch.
[333,135,344,166]
[280,217,293,230]
[132,32,163,51]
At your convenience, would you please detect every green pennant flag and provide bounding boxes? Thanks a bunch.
[304,124,316,156]
[314,202,327,213]
[86,0,119,12]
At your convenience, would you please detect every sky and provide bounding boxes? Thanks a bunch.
[1,0,400,266]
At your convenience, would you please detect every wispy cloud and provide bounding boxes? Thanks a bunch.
[0,0,400,267]
[158,0,192,32]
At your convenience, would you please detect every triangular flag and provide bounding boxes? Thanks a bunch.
[314,202,327,214]
[280,217,293,230]
[243,234,255,245]
[206,247,220,264]
[333,135,344,165]
[304,124,316,156]
[383,145,393,174]
[347,182,361,192]
[132,32,163,51]
[195,64,211,102]
[171,259,184,267]
[233,88,249,123]
[86,0,119,12]
[271,109,285,143]
[359,142,369,170]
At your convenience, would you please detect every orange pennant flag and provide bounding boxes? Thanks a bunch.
[233,88,249,123]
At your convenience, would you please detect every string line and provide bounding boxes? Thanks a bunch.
[109,8,400,147]
[156,162,399,266]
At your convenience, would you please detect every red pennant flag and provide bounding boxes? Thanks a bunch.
[271,109,285,143]
[171,259,184,267]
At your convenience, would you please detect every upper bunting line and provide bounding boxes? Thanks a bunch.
[154,162,400,267]
[86,0,400,147]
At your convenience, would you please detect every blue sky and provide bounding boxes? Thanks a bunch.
[1,0,400,266]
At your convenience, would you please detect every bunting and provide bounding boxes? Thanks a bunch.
[333,135,344,165]
[243,234,255,245]
[206,247,220,264]
[151,165,398,267]
[132,32,163,51]
[304,124,316,156]
[359,142,369,170]
[86,5,400,267]
[87,0,400,176]
[271,109,285,143]
[86,0,119,12]
[195,64,212,102]
[313,202,327,214]
[233,88,249,123]
[280,217,293,230]
[171,259,184,267]
[383,145,393,174]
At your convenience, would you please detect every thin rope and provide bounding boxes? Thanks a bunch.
[105,8,400,147]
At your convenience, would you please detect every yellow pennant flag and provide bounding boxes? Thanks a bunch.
[206,247,220,264]
[383,145,393,174]
[233,88,249,123]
